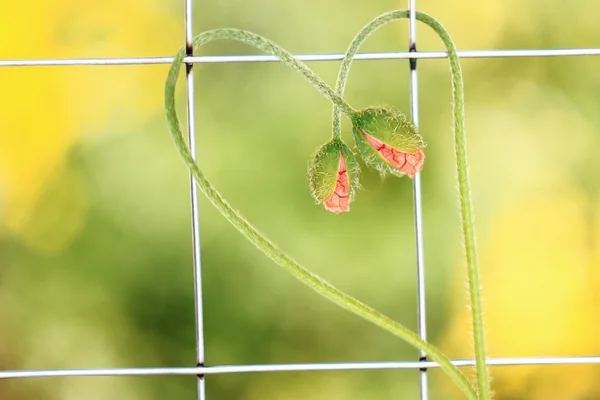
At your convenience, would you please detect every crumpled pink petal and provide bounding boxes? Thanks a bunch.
[323,152,350,214]
[361,130,424,178]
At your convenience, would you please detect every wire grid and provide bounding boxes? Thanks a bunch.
[2,1,600,399]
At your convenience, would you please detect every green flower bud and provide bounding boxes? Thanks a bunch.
[307,139,360,214]
[352,106,426,178]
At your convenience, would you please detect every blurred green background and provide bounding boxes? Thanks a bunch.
[2,0,600,398]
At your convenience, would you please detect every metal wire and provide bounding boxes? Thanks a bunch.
[2,357,600,380]
[407,1,428,399]
[184,1,206,399]
[2,48,600,67]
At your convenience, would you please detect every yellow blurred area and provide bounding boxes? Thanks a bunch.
[0,0,179,252]
[441,187,600,398]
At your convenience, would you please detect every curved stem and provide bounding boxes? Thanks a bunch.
[164,28,477,400]
[333,11,490,399]
[187,29,354,118]
[332,11,410,139]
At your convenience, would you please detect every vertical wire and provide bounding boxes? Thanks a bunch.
[408,1,428,399]
[185,0,206,399]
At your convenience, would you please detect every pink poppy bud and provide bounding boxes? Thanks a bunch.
[308,140,360,214]
[351,106,426,178]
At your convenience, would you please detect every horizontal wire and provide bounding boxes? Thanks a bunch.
[2,356,600,379]
[2,48,600,67]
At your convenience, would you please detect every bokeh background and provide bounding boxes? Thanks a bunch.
[2,0,600,398]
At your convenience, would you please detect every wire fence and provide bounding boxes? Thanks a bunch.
[2,1,600,399]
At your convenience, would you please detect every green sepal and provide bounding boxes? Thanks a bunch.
[307,139,360,203]
[351,106,425,177]
[341,142,361,201]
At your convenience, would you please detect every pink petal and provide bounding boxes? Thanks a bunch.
[323,152,351,214]
[361,130,424,178]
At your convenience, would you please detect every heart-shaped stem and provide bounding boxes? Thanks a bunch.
[164,28,476,399]
[332,10,490,399]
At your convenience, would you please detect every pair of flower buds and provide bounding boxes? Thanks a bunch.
[309,106,426,213]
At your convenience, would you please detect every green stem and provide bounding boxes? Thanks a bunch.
[164,28,477,400]
[333,11,491,399]
[184,29,354,118]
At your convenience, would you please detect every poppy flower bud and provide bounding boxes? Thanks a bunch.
[352,106,425,178]
[308,140,360,214]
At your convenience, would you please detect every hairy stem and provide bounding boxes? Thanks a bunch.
[333,11,490,399]
[164,28,476,400]
[185,29,354,117]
